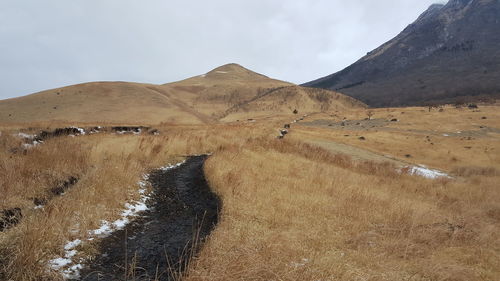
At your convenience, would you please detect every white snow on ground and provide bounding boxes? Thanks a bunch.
[88,126,102,134]
[405,165,450,179]
[116,128,142,135]
[90,221,112,238]
[64,239,82,250]
[17,132,35,139]
[49,258,72,270]
[22,140,43,149]
[14,132,43,149]
[70,127,86,135]
[48,161,185,280]
[160,160,186,171]
[216,71,228,74]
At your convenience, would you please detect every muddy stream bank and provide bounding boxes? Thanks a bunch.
[80,155,220,281]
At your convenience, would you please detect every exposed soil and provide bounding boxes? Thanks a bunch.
[0,208,22,232]
[32,176,79,207]
[80,155,220,281]
[305,139,410,167]
[301,118,398,131]
[111,126,150,134]
[35,127,85,142]
[1,177,79,232]
[302,119,500,138]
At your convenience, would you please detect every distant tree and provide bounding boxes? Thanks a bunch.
[293,109,298,114]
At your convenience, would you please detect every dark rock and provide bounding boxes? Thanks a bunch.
[359,136,366,140]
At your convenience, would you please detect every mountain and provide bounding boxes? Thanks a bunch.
[0,64,364,124]
[303,0,500,107]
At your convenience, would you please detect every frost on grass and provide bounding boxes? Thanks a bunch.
[48,161,185,280]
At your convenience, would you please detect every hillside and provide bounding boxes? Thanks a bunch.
[0,64,364,124]
[220,85,366,121]
[303,0,500,107]
[0,82,211,125]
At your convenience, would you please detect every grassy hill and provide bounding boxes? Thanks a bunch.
[0,64,364,125]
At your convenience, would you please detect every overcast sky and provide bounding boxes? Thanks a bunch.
[0,0,440,100]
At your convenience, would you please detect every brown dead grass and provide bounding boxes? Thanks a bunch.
[187,139,500,281]
[291,104,500,172]
[1,104,499,280]
[0,124,271,280]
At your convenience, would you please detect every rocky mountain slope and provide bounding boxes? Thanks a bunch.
[304,0,500,107]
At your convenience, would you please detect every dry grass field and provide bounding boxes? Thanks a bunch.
[0,102,499,280]
[0,64,363,125]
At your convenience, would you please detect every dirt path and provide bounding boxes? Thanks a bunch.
[80,156,220,281]
[305,138,411,167]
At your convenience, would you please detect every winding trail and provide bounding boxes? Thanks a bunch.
[80,156,220,281]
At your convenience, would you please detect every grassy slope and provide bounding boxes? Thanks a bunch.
[0,64,364,125]
[0,81,209,125]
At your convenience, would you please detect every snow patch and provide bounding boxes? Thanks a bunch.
[49,258,72,270]
[404,165,450,179]
[70,126,86,135]
[16,132,36,139]
[48,160,186,280]
[64,239,82,250]
[160,160,186,171]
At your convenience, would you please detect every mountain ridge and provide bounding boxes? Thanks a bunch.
[303,0,500,107]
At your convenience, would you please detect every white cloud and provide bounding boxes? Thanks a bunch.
[0,0,438,99]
